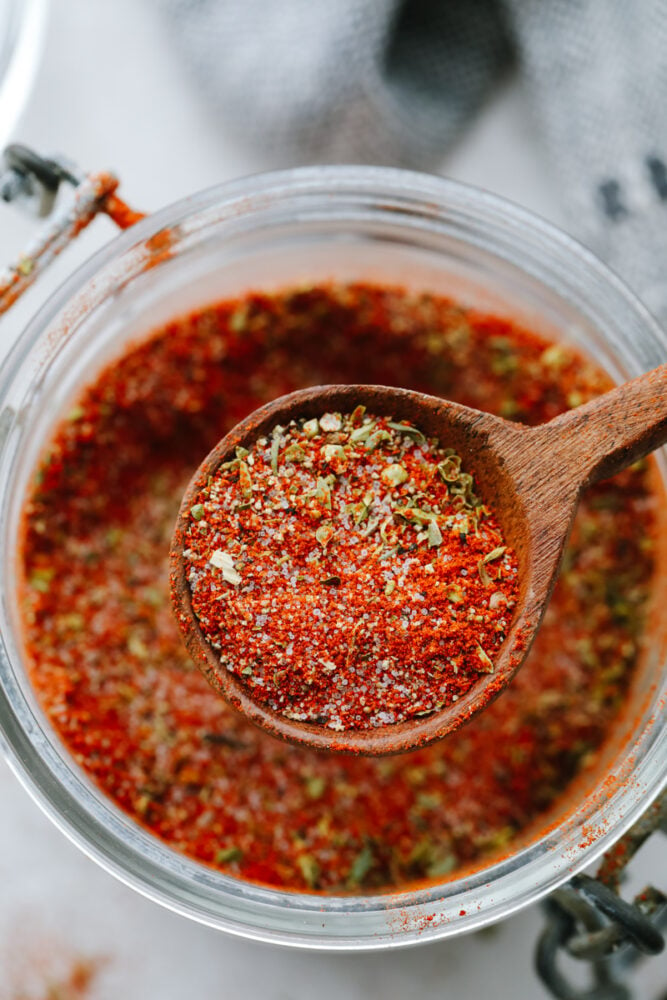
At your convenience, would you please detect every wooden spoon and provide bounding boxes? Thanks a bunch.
[170,370,667,756]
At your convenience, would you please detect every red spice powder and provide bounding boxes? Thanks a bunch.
[19,284,658,893]
[1,926,103,1000]
[183,411,518,729]
[102,193,146,230]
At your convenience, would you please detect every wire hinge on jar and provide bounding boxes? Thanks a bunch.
[0,143,144,316]
[536,790,666,1000]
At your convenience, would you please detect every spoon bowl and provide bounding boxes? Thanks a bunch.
[171,370,667,755]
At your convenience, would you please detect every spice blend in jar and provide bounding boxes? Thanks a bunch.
[182,411,518,730]
[20,283,658,893]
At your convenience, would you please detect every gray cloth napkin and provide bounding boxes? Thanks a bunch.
[161,0,667,325]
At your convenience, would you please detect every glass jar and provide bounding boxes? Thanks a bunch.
[0,166,665,949]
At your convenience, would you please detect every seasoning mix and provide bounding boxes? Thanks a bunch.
[20,283,657,893]
[182,411,518,730]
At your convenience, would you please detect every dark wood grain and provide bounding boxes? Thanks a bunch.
[170,367,667,756]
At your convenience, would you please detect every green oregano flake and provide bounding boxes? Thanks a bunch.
[387,421,427,445]
[297,854,321,888]
[427,519,443,547]
[346,844,375,887]
[270,425,283,475]
[216,846,243,864]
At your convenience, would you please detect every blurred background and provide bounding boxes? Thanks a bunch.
[0,1,664,997]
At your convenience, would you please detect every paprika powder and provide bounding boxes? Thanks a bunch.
[19,282,657,893]
[183,411,518,730]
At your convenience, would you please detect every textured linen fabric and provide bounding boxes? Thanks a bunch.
[160,0,667,324]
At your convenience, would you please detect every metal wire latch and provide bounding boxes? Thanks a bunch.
[0,143,142,316]
[0,144,83,217]
[536,791,666,1000]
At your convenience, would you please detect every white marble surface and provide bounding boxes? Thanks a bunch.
[0,2,664,998]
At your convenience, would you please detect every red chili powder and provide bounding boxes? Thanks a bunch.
[182,411,518,730]
[19,284,658,893]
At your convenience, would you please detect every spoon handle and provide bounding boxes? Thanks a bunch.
[541,363,667,487]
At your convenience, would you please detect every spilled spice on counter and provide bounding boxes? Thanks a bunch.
[19,282,659,893]
[183,411,518,729]
[1,927,103,1000]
